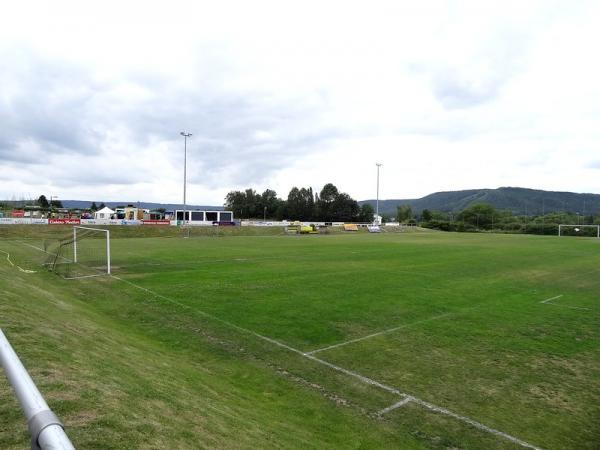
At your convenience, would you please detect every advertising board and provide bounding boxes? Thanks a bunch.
[48,218,81,225]
[142,220,170,225]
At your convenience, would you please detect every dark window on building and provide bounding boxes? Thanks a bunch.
[176,211,192,220]
[219,212,232,221]
[191,211,204,221]
[206,212,218,221]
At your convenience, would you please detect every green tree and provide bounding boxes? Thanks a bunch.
[260,189,282,219]
[358,204,375,223]
[313,183,360,222]
[456,203,497,229]
[396,204,413,222]
[225,188,280,219]
[90,202,98,211]
[225,190,246,217]
[421,209,432,222]
[316,183,339,220]
[37,195,50,209]
[287,187,314,220]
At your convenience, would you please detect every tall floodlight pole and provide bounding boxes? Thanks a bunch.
[376,163,382,224]
[180,132,192,226]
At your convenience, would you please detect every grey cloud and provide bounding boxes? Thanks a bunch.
[0,53,105,163]
[431,71,504,109]
[424,27,530,110]
[0,47,340,191]
[587,160,600,169]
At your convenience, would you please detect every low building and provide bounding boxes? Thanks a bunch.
[174,210,234,224]
[124,206,144,220]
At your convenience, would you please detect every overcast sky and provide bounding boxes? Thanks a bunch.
[1,1,599,205]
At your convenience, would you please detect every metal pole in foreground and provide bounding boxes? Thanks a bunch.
[375,163,382,224]
[106,229,111,275]
[180,131,192,227]
[0,329,75,450]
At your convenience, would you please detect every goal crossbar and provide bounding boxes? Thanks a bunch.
[558,224,600,238]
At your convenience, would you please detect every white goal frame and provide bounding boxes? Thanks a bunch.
[558,224,600,238]
[73,226,111,274]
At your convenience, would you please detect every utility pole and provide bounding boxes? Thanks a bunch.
[180,131,192,226]
[375,163,382,224]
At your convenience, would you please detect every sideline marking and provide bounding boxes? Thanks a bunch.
[306,313,453,355]
[19,241,48,253]
[540,294,590,311]
[540,295,563,304]
[379,396,414,415]
[0,250,37,273]
[111,275,543,450]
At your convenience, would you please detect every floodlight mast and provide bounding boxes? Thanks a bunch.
[375,163,382,224]
[180,132,192,226]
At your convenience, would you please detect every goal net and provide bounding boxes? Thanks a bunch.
[45,226,111,278]
[558,224,600,238]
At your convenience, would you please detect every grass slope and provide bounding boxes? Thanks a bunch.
[1,229,599,449]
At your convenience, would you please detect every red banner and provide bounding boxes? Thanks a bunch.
[142,219,170,225]
[11,210,25,217]
[48,218,81,225]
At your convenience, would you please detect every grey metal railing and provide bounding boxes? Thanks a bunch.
[0,328,75,449]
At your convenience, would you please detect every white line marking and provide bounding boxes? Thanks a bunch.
[306,313,453,355]
[19,241,48,253]
[63,274,105,280]
[19,240,73,263]
[412,398,543,450]
[540,295,563,304]
[0,250,37,273]
[379,396,414,414]
[547,304,590,311]
[540,294,591,311]
[110,275,543,450]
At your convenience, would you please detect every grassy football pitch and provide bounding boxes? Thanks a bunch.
[1,228,599,449]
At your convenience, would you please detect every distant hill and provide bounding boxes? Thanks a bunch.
[60,200,223,211]
[360,187,600,217]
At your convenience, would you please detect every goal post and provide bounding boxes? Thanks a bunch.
[73,226,111,275]
[558,224,600,238]
[45,227,111,278]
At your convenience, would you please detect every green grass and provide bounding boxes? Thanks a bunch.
[1,228,599,449]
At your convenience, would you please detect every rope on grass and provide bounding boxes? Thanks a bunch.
[0,250,37,273]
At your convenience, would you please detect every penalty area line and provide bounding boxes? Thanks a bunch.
[540,294,590,311]
[110,275,543,450]
[378,396,414,415]
[540,295,563,304]
[305,312,453,355]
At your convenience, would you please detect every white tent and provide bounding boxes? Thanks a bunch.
[94,206,115,219]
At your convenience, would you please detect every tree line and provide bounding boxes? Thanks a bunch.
[225,183,375,222]
[406,202,600,235]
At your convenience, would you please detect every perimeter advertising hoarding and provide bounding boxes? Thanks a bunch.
[142,220,171,225]
[48,218,81,225]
